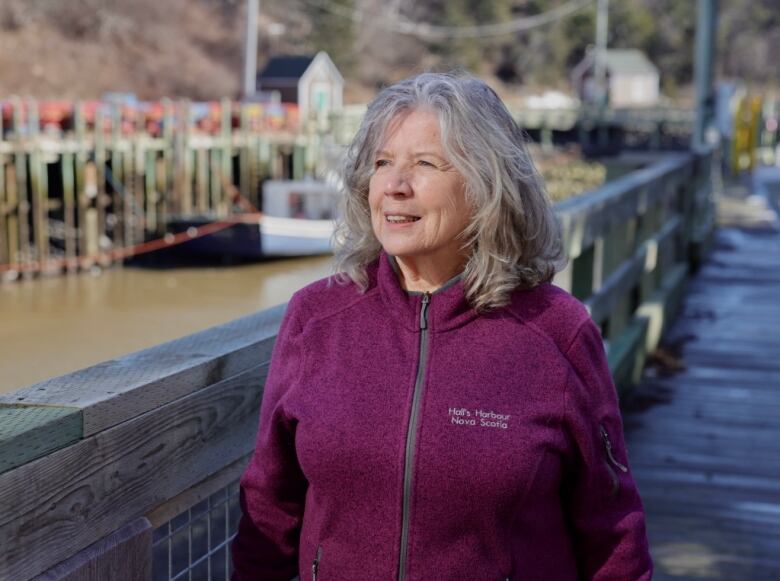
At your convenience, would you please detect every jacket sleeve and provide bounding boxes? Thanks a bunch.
[231,293,308,581]
[561,316,653,580]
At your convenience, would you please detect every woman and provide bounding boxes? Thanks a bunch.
[231,73,653,580]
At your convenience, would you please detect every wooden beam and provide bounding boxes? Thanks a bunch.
[556,154,690,259]
[586,215,681,325]
[0,363,268,580]
[35,518,152,581]
[0,405,82,474]
[607,315,649,396]
[146,454,249,528]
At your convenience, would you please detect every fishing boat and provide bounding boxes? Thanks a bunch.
[166,179,341,259]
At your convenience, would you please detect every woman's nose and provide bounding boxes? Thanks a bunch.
[383,166,412,197]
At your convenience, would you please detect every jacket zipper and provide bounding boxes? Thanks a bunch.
[599,424,628,473]
[312,544,322,581]
[398,292,431,581]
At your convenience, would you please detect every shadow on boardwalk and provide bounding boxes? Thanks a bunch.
[622,169,780,580]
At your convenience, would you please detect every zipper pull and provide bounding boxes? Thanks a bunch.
[312,545,322,581]
[600,425,628,473]
[420,292,431,330]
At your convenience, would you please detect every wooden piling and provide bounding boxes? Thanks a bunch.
[29,148,50,270]
[13,98,31,275]
[94,107,109,264]
[83,162,99,263]
[180,101,193,215]
[110,105,125,250]
[28,100,52,270]
[144,146,157,234]
[239,104,250,202]
[294,144,305,180]
[0,95,323,279]
[220,98,232,215]
[74,102,88,262]
[210,148,223,216]
[61,152,77,271]
[155,154,167,236]
[4,163,19,268]
[162,98,175,217]
[196,146,208,213]
[0,114,6,266]
[133,124,145,245]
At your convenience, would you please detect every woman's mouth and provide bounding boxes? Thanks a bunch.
[385,215,420,224]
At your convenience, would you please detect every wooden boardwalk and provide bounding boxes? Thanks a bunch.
[623,175,780,580]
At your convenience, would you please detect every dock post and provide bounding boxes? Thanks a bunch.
[196,146,208,213]
[292,144,304,180]
[239,104,250,204]
[94,106,108,265]
[84,161,100,265]
[75,101,88,265]
[155,151,167,237]
[210,147,223,216]
[13,97,31,276]
[221,98,232,216]
[111,105,127,252]
[28,99,50,271]
[144,145,157,235]
[4,163,19,270]
[62,150,78,272]
[0,111,6,267]
[162,98,175,220]
[182,100,193,215]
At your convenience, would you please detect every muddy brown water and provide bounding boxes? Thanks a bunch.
[0,256,334,395]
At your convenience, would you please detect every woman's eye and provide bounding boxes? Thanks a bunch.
[374,159,390,168]
[417,160,435,167]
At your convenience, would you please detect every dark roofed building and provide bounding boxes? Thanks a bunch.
[257,52,344,121]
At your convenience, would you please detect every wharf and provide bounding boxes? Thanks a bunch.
[623,168,780,579]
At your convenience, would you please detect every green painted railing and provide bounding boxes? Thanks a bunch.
[554,149,714,390]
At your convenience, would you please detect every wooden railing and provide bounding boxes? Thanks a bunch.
[554,149,714,390]
[0,149,714,580]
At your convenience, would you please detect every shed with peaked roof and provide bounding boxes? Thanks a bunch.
[257,52,344,122]
[571,48,660,107]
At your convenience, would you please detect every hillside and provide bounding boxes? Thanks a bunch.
[0,0,244,100]
[0,0,777,101]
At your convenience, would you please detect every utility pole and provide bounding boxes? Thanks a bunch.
[594,0,609,106]
[243,0,259,99]
[692,0,718,151]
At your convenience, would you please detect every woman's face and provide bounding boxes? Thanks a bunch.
[368,109,471,268]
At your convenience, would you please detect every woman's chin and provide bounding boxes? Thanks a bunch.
[380,242,426,260]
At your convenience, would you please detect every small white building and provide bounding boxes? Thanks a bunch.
[572,49,660,108]
[256,52,344,121]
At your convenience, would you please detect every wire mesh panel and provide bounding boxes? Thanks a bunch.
[152,479,241,581]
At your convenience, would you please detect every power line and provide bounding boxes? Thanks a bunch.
[301,0,594,40]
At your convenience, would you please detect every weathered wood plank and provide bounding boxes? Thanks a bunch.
[0,304,284,436]
[146,454,249,528]
[623,222,780,579]
[557,154,690,258]
[0,362,268,580]
[0,405,82,474]
[34,518,152,581]
[586,215,681,325]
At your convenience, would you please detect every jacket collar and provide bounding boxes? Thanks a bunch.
[369,250,479,333]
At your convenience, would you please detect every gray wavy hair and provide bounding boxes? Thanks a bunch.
[333,72,565,311]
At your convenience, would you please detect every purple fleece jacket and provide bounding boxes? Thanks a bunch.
[231,251,652,580]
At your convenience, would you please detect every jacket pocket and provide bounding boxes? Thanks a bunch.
[599,423,628,496]
[311,544,323,581]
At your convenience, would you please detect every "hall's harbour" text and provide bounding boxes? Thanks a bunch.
[447,407,510,429]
